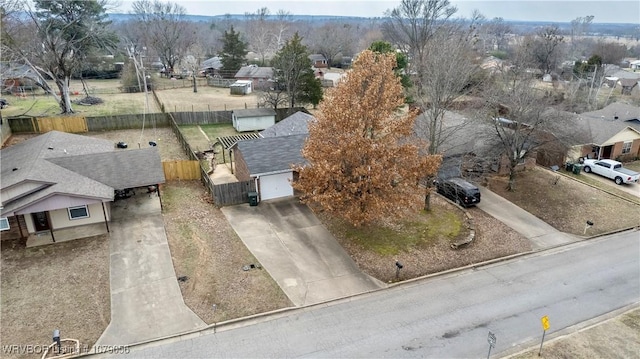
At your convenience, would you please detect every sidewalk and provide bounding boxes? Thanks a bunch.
[476,186,578,250]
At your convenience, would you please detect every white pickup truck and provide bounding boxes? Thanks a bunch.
[582,159,640,185]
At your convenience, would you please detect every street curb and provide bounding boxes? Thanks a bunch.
[499,302,640,359]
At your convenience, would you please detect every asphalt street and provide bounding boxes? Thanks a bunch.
[117,230,639,358]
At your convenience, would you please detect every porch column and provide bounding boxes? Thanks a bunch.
[102,202,110,233]
[45,211,55,243]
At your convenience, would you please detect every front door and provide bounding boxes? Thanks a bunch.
[32,212,50,232]
[601,145,613,159]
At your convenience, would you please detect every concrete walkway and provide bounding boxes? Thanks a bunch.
[476,186,578,250]
[95,193,205,346]
[221,198,384,307]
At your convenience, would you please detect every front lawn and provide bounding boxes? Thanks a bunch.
[487,167,640,235]
[1,236,110,359]
[316,194,532,283]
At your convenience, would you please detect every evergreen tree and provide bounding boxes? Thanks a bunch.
[271,32,315,108]
[220,26,248,76]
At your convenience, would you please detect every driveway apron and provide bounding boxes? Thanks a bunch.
[221,198,384,307]
[96,193,205,346]
[476,186,578,249]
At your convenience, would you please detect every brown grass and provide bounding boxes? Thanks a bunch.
[160,181,292,324]
[154,85,262,112]
[487,167,640,235]
[0,236,110,359]
[316,194,532,283]
[511,308,640,359]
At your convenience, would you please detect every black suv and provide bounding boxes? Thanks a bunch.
[435,177,481,207]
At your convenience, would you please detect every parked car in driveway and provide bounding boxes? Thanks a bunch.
[435,177,481,207]
[582,159,640,185]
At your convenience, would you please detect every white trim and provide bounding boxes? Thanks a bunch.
[0,217,9,231]
[68,205,89,220]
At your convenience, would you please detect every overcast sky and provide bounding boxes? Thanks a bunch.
[112,0,640,24]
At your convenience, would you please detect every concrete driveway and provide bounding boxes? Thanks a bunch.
[476,186,578,250]
[579,171,640,198]
[96,192,205,346]
[221,198,384,307]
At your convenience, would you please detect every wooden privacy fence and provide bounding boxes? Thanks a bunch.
[162,160,200,180]
[213,180,256,206]
[35,116,88,133]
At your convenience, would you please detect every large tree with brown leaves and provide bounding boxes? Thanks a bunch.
[293,50,441,227]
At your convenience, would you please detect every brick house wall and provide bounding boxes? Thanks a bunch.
[232,149,251,181]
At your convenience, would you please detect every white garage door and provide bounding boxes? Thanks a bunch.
[259,172,294,200]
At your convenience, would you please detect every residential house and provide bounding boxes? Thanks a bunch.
[234,65,274,91]
[259,111,315,138]
[232,108,276,132]
[0,131,165,246]
[630,60,640,71]
[233,135,307,201]
[309,54,328,68]
[232,111,316,201]
[0,62,44,94]
[200,56,222,77]
[572,102,640,162]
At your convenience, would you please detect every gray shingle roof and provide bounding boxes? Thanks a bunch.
[236,134,307,175]
[234,65,274,79]
[48,147,165,190]
[578,102,640,145]
[260,111,315,138]
[233,108,276,118]
[0,131,165,216]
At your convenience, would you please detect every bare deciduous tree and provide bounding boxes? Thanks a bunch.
[382,0,457,76]
[3,0,117,114]
[131,0,196,75]
[525,25,565,75]
[244,7,273,65]
[308,23,355,68]
[481,73,579,191]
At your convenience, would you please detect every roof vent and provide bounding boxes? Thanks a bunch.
[48,147,54,150]
[12,167,18,171]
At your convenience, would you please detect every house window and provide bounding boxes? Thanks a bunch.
[622,141,632,154]
[0,217,9,231]
[68,205,89,220]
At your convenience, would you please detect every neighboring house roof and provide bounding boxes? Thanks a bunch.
[608,69,640,80]
[201,56,222,70]
[260,111,315,138]
[236,134,307,176]
[619,78,639,87]
[308,54,327,62]
[578,102,640,145]
[234,65,273,79]
[414,111,495,158]
[0,131,165,216]
[233,108,276,118]
[0,62,43,84]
